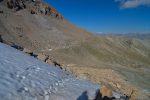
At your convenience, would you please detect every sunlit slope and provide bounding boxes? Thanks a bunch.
[53,36,150,66]
[51,36,150,91]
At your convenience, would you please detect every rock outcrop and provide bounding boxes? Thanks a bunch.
[6,0,26,10]
[4,0,63,19]
[29,0,63,19]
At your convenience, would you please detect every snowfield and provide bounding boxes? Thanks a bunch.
[0,43,121,100]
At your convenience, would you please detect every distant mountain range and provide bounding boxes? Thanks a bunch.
[95,32,150,39]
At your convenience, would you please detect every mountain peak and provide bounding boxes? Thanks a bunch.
[1,0,63,19]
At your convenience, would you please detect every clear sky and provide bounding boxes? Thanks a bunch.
[45,0,150,33]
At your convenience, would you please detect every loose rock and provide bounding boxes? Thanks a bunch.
[37,54,49,62]
[46,59,53,64]
[116,83,121,89]
[101,85,112,98]
[23,48,32,54]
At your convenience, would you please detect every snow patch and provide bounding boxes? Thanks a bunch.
[0,43,100,100]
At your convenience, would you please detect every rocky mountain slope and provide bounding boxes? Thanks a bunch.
[54,35,150,99]
[0,0,91,52]
[0,0,150,99]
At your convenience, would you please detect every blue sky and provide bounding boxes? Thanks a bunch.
[45,0,150,33]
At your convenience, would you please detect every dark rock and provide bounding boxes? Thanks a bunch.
[31,9,37,14]
[0,10,3,13]
[5,0,63,20]
[103,96,115,100]
[94,89,103,100]
[45,6,50,15]
[53,61,61,67]
[32,0,35,2]
[0,35,3,43]
[11,44,23,51]
[7,0,14,9]
[7,0,26,11]
[30,52,38,58]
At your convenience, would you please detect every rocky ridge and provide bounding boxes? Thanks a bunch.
[2,0,63,19]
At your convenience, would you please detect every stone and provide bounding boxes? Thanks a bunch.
[23,48,32,54]
[40,7,46,14]
[46,59,53,64]
[31,9,37,14]
[116,83,121,89]
[101,85,112,98]
[7,0,26,10]
[7,0,14,9]
[30,52,38,58]
[37,54,49,62]
[53,61,61,67]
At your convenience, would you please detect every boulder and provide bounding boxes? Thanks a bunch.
[101,85,112,98]
[23,48,32,54]
[37,54,49,62]
[30,52,38,58]
[40,7,45,14]
[46,59,53,64]
[7,0,14,9]
[53,61,61,67]
[94,88,116,100]
[31,9,37,14]
[45,6,50,15]
[116,83,121,89]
